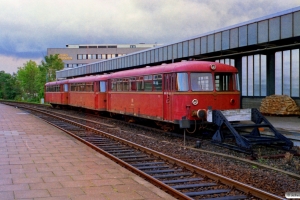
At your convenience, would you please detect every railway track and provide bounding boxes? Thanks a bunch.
[2,102,285,199]
[2,101,300,178]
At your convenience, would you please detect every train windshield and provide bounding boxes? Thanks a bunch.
[176,72,238,92]
[177,73,189,91]
[190,73,213,91]
[215,73,236,91]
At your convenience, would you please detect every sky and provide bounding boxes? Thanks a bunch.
[1,0,300,75]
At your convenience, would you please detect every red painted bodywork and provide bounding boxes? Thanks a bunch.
[45,61,240,124]
[68,76,108,110]
[107,61,240,122]
[45,80,69,105]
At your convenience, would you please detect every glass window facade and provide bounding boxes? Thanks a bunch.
[275,49,300,97]
[216,59,235,67]
[242,54,267,97]
[76,54,124,61]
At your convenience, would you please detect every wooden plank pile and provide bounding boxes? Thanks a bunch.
[260,95,300,115]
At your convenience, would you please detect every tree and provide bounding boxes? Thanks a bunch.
[16,60,40,101]
[38,54,64,98]
[0,71,21,100]
[39,54,64,82]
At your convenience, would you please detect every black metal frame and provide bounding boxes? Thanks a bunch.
[211,108,293,153]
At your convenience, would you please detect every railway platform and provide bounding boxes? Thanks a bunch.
[0,103,175,200]
[266,115,300,146]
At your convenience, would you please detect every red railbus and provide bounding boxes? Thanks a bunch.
[68,75,109,110]
[45,61,240,129]
[45,79,69,107]
[107,61,240,129]
[45,61,295,152]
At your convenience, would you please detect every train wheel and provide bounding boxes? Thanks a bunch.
[155,121,174,132]
[124,116,135,123]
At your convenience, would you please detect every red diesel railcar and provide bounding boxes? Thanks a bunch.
[45,61,240,130]
[68,75,109,110]
[45,79,69,106]
[107,61,240,129]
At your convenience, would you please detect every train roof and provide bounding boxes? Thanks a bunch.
[68,74,109,83]
[109,61,237,79]
[45,74,109,86]
[45,61,237,86]
[45,79,69,86]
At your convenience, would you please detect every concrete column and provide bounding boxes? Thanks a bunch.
[234,57,242,108]
[266,52,276,96]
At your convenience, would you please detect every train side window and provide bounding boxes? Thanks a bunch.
[176,73,189,91]
[123,79,129,91]
[64,84,68,92]
[71,83,75,91]
[191,73,213,91]
[144,75,152,91]
[110,79,117,91]
[85,82,93,92]
[117,79,123,91]
[100,81,106,92]
[79,83,85,92]
[153,74,162,91]
[130,77,136,91]
[55,85,59,92]
[137,76,144,91]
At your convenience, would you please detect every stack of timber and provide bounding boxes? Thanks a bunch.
[260,95,300,115]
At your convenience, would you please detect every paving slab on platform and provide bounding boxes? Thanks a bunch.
[266,116,300,146]
[0,103,175,200]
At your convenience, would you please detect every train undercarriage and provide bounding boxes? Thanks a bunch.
[50,103,293,154]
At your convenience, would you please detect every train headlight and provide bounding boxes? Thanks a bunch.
[210,64,216,71]
[197,109,207,120]
[230,98,235,104]
[192,99,198,105]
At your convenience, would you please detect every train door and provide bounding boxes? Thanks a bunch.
[94,81,98,109]
[63,83,68,105]
[60,84,63,104]
[107,79,112,112]
[163,73,174,121]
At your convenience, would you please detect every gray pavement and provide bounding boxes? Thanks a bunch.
[266,116,300,146]
[0,103,176,200]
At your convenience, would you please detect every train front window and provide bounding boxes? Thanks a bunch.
[191,73,213,91]
[177,73,189,91]
[215,73,234,91]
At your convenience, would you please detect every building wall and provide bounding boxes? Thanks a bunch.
[48,44,157,69]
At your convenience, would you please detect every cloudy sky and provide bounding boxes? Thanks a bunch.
[1,0,300,74]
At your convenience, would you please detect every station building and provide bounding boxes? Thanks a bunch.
[55,7,300,109]
[47,43,159,69]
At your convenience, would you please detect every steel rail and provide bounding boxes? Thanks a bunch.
[26,107,193,200]
[21,105,285,200]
